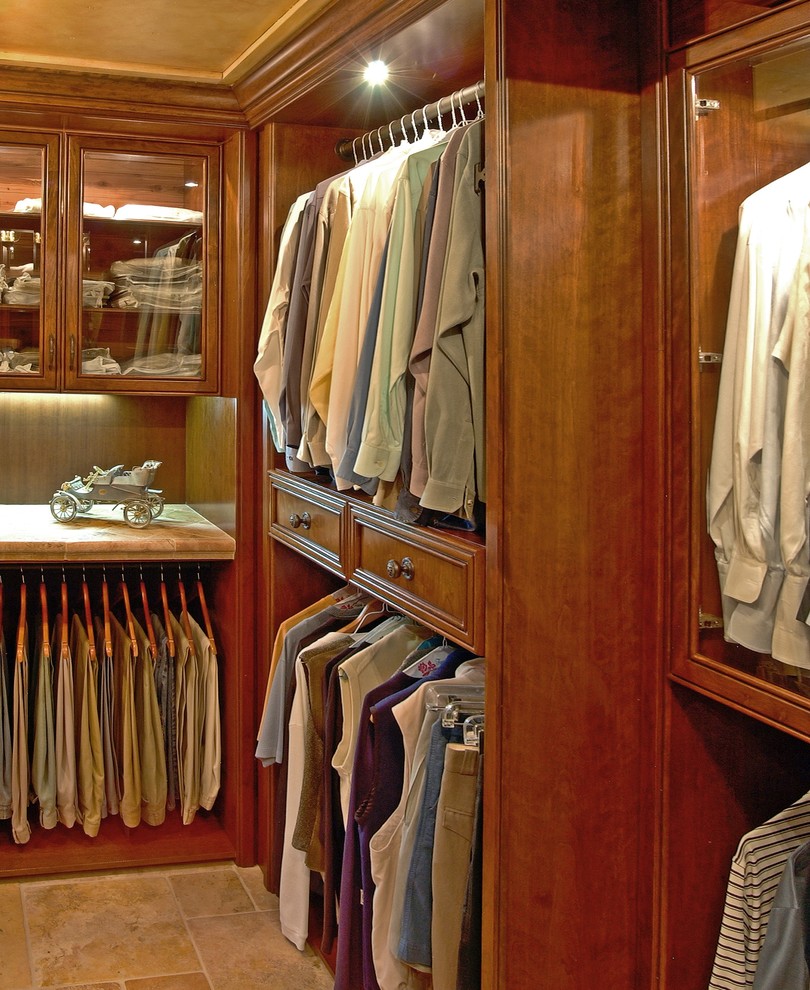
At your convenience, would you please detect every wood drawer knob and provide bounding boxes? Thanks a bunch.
[288,511,312,530]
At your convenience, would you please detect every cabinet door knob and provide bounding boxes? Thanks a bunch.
[289,513,302,529]
[300,511,312,530]
[386,557,415,581]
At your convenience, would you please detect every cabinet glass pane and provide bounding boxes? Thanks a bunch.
[0,144,44,377]
[690,39,810,701]
[78,151,205,380]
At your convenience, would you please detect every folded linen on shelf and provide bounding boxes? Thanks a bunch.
[13,199,115,217]
[0,349,38,373]
[113,204,203,223]
[121,352,201,377]
[108,257,202,313]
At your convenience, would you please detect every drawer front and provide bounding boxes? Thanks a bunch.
[349,506,485,652]
[269,473,345,577]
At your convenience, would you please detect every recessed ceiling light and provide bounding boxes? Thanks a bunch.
[364,60,388,86]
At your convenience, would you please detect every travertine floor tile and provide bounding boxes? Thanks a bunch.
[49,984,122,989]
[125,975,211,989]
[189,913,332,990]
[23,875,199,988]
[0,883,32,989]
[235,866,280,913]
[169,868,254,919]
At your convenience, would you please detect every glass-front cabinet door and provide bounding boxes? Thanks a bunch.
[668,34,810,737]
[65,137,220,393]
[0,134,60,390]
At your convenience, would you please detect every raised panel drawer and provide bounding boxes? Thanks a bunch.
[268,471,346,577]
[348,505,485,652]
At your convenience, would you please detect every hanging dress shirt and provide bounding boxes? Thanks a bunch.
[709,791,810,989]
[751,840,810,989]
[254,192,309,453]
[421,120,486,518]
[707,163,810,657]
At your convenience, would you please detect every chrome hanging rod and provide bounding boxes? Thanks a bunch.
[335,79,485,162]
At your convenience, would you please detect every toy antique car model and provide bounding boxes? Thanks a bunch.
[49,459,164,529]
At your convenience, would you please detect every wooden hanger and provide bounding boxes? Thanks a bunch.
[60,572,70,663]
[159,566,175,660]
[139,567,158,662]
[119,571,139,659]
[82,568,97,663]
[39,571,51,661]
[196,568,216,656]
[16,573,26,664]
[177,567,196,659]
[101,568,113,664]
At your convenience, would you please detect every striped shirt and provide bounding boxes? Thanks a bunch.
[709,794,810,989]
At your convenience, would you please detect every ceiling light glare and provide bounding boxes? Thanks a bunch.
[364,60,388,86]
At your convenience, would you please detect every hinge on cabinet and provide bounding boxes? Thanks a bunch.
[698,608,724,630]
[699,349,723,370]
[695,97,721,118]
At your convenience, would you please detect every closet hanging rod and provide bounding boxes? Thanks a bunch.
[334,79,485,161]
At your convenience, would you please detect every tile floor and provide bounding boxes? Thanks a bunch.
[0,863,334,990]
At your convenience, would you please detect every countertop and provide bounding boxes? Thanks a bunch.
[0,503,236,562]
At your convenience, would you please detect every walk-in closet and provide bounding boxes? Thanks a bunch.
[7,0,810,988]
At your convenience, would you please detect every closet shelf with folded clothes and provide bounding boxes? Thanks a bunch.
[0,504,235,563]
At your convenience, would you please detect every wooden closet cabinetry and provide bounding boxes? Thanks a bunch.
[0,130,220,395]
[658,2,810,987]
[267,470,485,651]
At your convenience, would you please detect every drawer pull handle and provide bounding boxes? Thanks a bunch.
[289,511,312,530]
[301,511,312,530]
[289,513,302,529]
[386,556,415,581]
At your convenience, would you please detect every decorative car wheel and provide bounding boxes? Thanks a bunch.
[77,499,93,513]
[148,493,165,518]
[123,500,152,529]
[50,493,78,522]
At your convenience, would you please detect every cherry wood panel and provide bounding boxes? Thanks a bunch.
[484,0,650,988]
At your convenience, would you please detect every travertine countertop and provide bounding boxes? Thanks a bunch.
[0,504,236,562]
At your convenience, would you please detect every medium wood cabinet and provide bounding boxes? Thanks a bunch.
[658,1,810,986]
[0,131,221,394]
